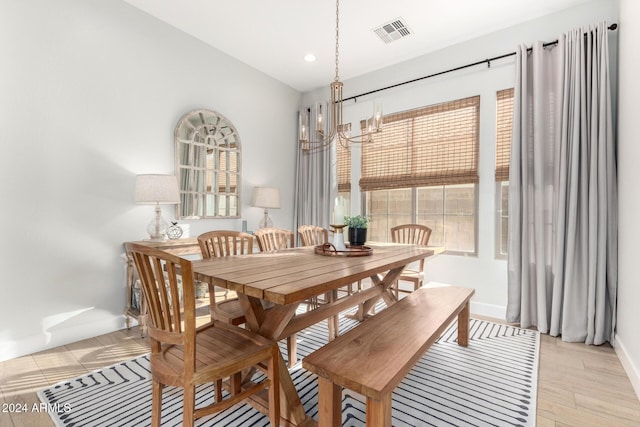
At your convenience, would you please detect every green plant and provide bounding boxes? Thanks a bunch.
[344,215,369,229]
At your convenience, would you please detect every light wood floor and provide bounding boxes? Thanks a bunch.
[1,314,639,427]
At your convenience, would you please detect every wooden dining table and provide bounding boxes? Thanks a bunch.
[191,243,436,426]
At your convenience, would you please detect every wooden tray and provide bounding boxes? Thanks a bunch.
[314,243,373,257]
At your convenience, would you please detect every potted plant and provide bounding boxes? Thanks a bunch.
[344,215,369,246]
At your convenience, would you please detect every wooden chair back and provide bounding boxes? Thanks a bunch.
[198,230,254,259]
[298,225,329,246]
[390,224,432,246]
[255,227,295,252]
[125,243,195,354]
[197,230,254,325]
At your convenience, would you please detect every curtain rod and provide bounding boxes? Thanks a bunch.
[343,23,618,103]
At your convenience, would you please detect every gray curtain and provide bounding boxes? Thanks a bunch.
[507,22,617,345]
[293,103,336,244]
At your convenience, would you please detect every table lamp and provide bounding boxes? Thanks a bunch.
[135,174,180,240]
[251,187,280,228]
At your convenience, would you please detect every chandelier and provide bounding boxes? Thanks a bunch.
[299,0,383,150]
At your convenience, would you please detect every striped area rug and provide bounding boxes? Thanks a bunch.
[38,315,539,426]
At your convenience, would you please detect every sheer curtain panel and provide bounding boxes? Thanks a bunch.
[507,22,617,345]
[294,103,335,240]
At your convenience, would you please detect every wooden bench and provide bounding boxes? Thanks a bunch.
[302,285,475,427]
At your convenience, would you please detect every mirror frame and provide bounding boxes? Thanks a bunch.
[174,109,242,219]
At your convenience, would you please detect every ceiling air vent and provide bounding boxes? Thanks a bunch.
[372,17,413,44]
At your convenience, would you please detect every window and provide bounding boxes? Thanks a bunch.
[367,188,412,242]
[367,184,476,252]
[495,88,514,256]
[362,96,480,254]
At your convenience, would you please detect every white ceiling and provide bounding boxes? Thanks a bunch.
[122,0,594,92]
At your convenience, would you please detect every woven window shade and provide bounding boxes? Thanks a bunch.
[495,88,514,181]
[360,96,480,192]
[337,140,351,192]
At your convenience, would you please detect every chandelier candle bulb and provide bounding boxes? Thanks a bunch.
[317,106,323,130]
[299,111,308,141]
[373,100,383,129]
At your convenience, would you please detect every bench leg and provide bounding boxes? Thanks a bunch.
[457,301,470,347]
[317,377,342,427]
[366,393,392,427]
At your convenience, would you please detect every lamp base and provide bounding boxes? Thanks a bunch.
[258,208,273,229]
[147,204,168,240]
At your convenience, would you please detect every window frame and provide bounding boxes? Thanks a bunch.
[364,183,478,256]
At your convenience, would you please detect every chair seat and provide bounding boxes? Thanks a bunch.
[398,269,424,281]
[394,269,424,297]
[151,320,275,387]
[212,298,275,326]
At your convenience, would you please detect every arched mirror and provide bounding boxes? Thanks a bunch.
[175,109,241,219]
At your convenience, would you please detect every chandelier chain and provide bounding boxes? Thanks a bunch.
[334,0,340,82]
[299,0,382,150]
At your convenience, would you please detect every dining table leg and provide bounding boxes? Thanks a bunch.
[360,266,405,315]
[327,289,339,341]
[237,294,310,425]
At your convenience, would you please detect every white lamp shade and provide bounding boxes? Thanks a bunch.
[135,174,180,204]
[251,187,281,209]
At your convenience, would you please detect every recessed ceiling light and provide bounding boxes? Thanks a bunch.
[304,54,317,63]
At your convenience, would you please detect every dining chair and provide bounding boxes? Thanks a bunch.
[296,224,352,342]
[390,224,433,298]
[297,225,329,247]
[197,230,255,325]
[254,227,295,252]
[125,242,280,427]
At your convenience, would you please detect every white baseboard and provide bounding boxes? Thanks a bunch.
[424,281,506,321]
[614,334,640,401]
[470,301,506,321]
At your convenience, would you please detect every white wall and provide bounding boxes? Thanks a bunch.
[0,0,300,361]
[303,0,619,319]
[616,0,640,399]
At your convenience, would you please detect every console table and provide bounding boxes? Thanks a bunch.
[122,238,201,335]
